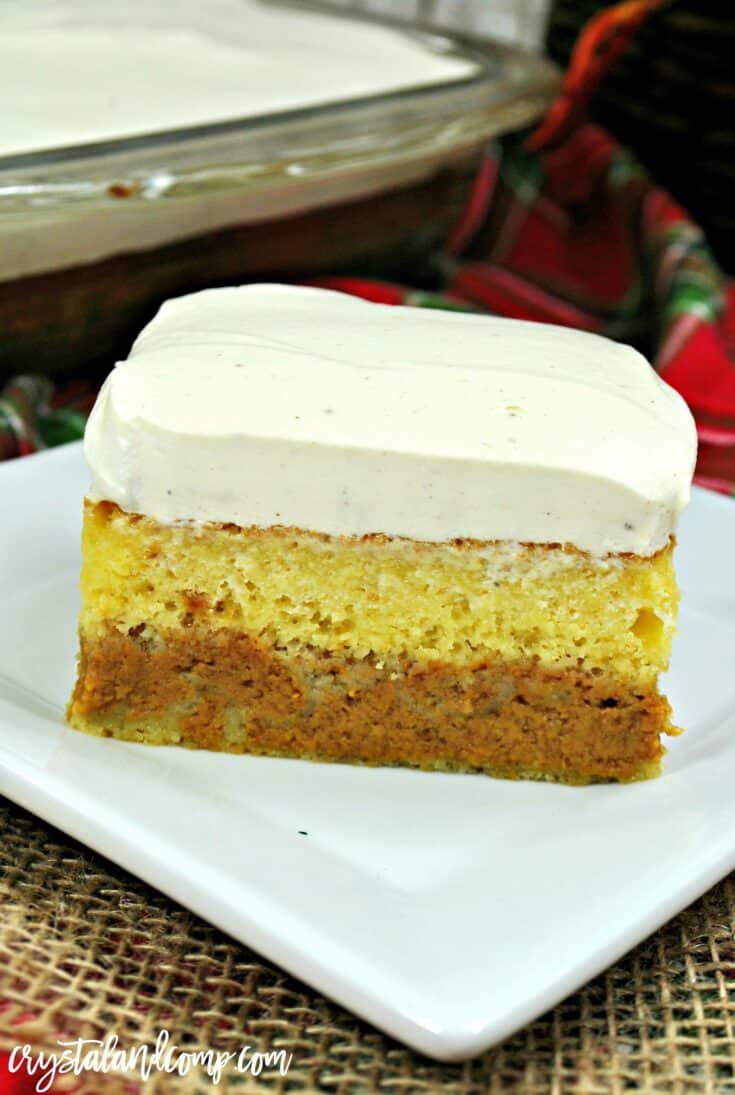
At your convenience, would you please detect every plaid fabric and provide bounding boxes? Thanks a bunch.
[2,123,734,496]
[0,375,90,462]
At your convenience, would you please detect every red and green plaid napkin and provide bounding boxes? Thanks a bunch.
[2,120,734,495]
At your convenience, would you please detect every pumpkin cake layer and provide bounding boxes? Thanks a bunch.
[67,501,679,783]
[69,627,670,784]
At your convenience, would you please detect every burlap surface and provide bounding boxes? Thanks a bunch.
[1,797,734,1094]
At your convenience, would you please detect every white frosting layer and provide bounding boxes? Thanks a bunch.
[85,284,697,555]
[3,0,474,156]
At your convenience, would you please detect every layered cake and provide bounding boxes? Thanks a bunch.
[67,285,697,782]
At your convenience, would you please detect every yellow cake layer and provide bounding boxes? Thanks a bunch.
[79,501,679,683]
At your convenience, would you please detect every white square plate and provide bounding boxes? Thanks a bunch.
[1,442,735,1061]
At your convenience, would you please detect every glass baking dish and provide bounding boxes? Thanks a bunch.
[0,0,558,377]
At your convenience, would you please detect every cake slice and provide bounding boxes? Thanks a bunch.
[67,284,696,782]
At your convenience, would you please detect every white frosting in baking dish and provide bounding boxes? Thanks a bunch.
[2,0,475,156]
[84,284,697,555]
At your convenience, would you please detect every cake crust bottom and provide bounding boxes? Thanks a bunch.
[67,625,673,784]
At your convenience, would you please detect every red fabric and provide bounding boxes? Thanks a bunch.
[662,288,735,437]
[0,1054,48,1095]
